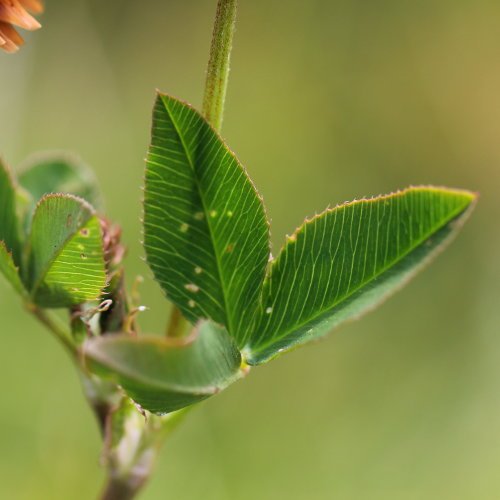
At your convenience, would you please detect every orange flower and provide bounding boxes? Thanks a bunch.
[0,0,43,53]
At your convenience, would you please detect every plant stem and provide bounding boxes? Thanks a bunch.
[81,373,121,436]
[100,477,145,500]
[99,408,191,500]
[28,304,77,357]
[202,0,238,132]
[166,305,190,338]
[166,305,182,337]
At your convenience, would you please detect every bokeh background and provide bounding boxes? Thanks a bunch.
[1,1,499,499]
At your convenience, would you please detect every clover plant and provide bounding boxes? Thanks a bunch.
[0,1,476,499]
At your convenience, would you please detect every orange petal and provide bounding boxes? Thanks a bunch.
[19,0,44,14]
[0,20,24,45]
[0,1,41,30]
[0,24,22,52]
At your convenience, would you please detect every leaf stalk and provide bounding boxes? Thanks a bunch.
[27,303,77,356]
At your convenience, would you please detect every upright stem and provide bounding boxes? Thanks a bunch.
[202,0,238,132]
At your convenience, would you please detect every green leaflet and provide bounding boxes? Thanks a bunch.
[245,187,476,365]
[0,242,27,297]
[27,194,107,307]
[0,158,23,265]
[18,152,102,225]
[85,320,243,414]
[142,94,476,366]
[144,93,270,345]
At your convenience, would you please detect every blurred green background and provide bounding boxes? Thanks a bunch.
[1,0,499,499]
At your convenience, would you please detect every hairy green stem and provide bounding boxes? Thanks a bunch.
[202,0,238,131]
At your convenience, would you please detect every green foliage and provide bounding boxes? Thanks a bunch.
[85,320,242,414]
[245,187,475,364]
[0,98,477,417]
[144,93,269,345]
[18,152,102,216]
[0,4,482,497]
[27,194,107,307]
[142,96,476,371]
[0,3,482,498]
[0,157,106,308]
[0,242,27,298]
[0,158,23,264]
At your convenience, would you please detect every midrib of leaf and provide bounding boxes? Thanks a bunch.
[30,216,93,300]
[250,196,471,353]
[161,97,232,333]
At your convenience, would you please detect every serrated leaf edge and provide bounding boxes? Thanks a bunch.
[27,193,106,302]
[144,91,272,340]
[247,186,477,358]
[0,240,28,297]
